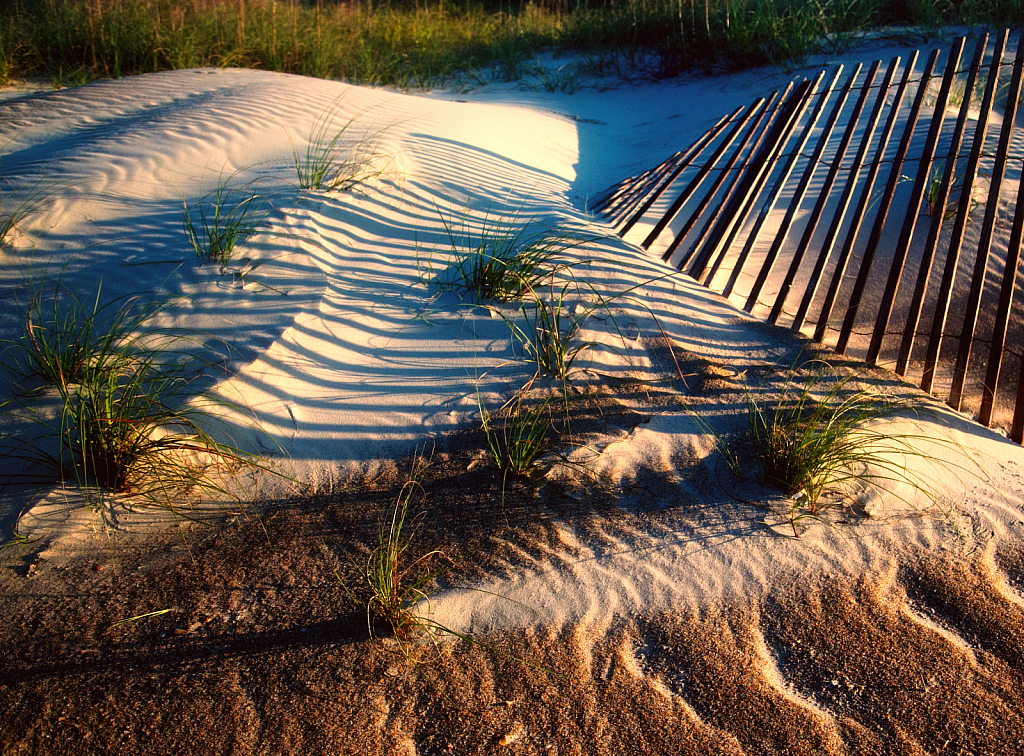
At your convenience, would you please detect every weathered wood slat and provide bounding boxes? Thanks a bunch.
[867,38,966,364]
[765,64,864,324]
[745,65,850,311]
[686,80,801,280]
[920,30,1007,394]
[836,49,938,355]
[637,100,765,246]
[699,80,815,286]
[615,110,737,234]
[811,56,903,344]
[599,152,682,221]
[790,59,886,332]
[979,39,1024,426]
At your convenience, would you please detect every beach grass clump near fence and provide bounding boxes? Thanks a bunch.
[728,358,966,533]
[428,204,582,303]
[1,0,1022,90]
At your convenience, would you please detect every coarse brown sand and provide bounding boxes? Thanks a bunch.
[3,373,1024,756]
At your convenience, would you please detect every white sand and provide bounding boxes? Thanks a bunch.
[2,31,1023,634]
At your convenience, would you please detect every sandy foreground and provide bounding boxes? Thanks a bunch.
[2,33,1024,755]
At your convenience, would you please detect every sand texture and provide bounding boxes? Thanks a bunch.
[2,33,1024,755]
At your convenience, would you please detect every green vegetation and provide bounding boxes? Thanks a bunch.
[3,279,150,387]
[509,280,587,380]
[181,175,270,264]
[1,0,1021,90]
[294,97,393,192]
[429,204,583,303]
[502,276,613,382]
[330,456,460,641]
[732,359,954,533]
[1,279,277,511]
[480,392,552,481]
[0,180,50,251]
[359,479,453,639]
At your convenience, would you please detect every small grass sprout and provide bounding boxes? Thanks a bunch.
[430,204,589,303]
[111,608,173,628]
[480,392,552,487]
[181,174,271,264]
[362,479,454,640]
[330,461,463,643]
[294,97,393,192]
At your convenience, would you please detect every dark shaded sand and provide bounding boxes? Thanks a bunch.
[3,398,1024,756]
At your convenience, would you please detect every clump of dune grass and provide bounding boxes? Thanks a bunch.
[361,480,454,640]
[181,175,271,265]
[725,358,963,534]
[427,204,589,303]
[1,279,279,512]
[328,453,546,668]
[500,272,629,384]
[479,392,553,503]
[480,393,552,480]
[2,279,150,388]
[294,97,393,193]
[329,455,461,642]
[511,281,590,381]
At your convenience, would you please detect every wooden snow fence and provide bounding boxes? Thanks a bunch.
[594,31,1024,440]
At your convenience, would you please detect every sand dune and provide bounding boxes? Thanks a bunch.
[2,34,1024,754]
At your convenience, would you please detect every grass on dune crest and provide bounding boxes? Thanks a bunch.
[294,96,396,193]
[1,0,1022,90]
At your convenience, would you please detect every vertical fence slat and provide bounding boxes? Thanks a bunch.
[1011,347,1024,442]
[668,90,784,268]
[700,80,816,286]
[785,62,883,331]
[722,71,831,298]
[979,48,1024,426]
[601,152,683,221]
[895,34,990,378]
[637,99,767,247]
[867,38,966,365]
[920,30,1006,394]
[949,30,1020,412]
[835,49,938,355]
[680,86,790,275]
[594,152,677,214]
[789,59,886,332]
